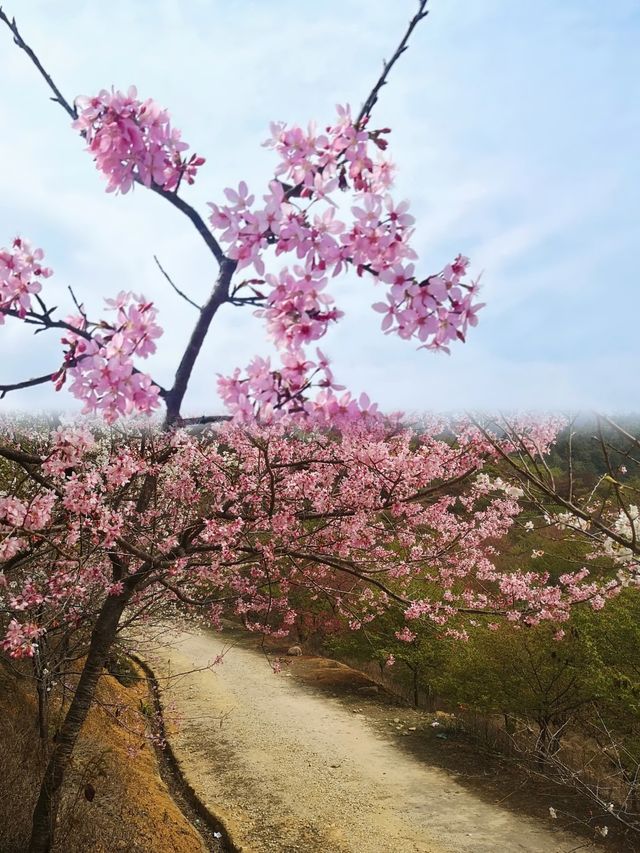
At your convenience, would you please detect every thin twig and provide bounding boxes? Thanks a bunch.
[67,285,87,323]
[357,0,430,126]
[153,255,201,311]
[0,8,78,119]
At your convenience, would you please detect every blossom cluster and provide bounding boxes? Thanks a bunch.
[73,86,204,193]
[42,425,96,476]
[473,473,524,500]
[0,490,56,561]
[602,504,640,573]
[372,254,483,349]
[255,266,344,349]
[210,105,483,421]
[0,234,163,422]
[56,291,163,423]
[217,347,384,426]
[0,492,56,531]
[2,93,484,426]
[1,618,43,658]
[0,237,52,323]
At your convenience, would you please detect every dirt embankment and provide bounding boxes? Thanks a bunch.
[0,658,208,853]
[152,626,602,853]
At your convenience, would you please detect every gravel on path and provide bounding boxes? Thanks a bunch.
[153,627,597,853]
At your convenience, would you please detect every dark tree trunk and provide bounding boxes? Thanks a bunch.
[35,674,49,744]
[58,635,70,713]
[28,591,130,853]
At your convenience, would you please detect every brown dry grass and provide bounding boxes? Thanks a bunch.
[0,660,205,852]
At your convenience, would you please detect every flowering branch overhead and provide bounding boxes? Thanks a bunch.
[0,3,482,427]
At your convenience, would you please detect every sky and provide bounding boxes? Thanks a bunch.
[0,0,638,418]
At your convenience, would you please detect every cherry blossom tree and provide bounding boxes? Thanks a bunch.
[0,4,625,852]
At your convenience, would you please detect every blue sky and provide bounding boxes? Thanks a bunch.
[0,0,638,417]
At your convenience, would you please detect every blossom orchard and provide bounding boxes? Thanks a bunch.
[0,418,615,662]
[1,415,625,662]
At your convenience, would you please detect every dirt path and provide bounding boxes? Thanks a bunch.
[153,627,597,853]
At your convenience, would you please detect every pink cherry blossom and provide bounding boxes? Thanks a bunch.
[58,292,162,422]
[73,86,204,193]
[0,237,52,323]
[5,97,483,427]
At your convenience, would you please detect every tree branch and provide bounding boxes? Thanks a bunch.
[153,255,201,311]
[1,306,168,400]
[0,444,43,466]
[163,257,237,426]
[280,548,410,606]
[0,371,57,398]
[0,444,62,495]
[0,9,227,268]
[0,8,77,119]
[356,1,430,127]
[148,184,226,265]
[469,415,640,557]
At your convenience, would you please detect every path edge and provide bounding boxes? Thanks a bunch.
[129,652,243,853]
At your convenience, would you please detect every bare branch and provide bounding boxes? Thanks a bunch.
[1,306,90,343]
[153,255,201,311]
[67,285,87,324]
[357,1,430,126]
[599,413,640,453]
[0,371,57,398]
[597,416,637,553]
[0,444,43,465]
[0,8,77,119]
